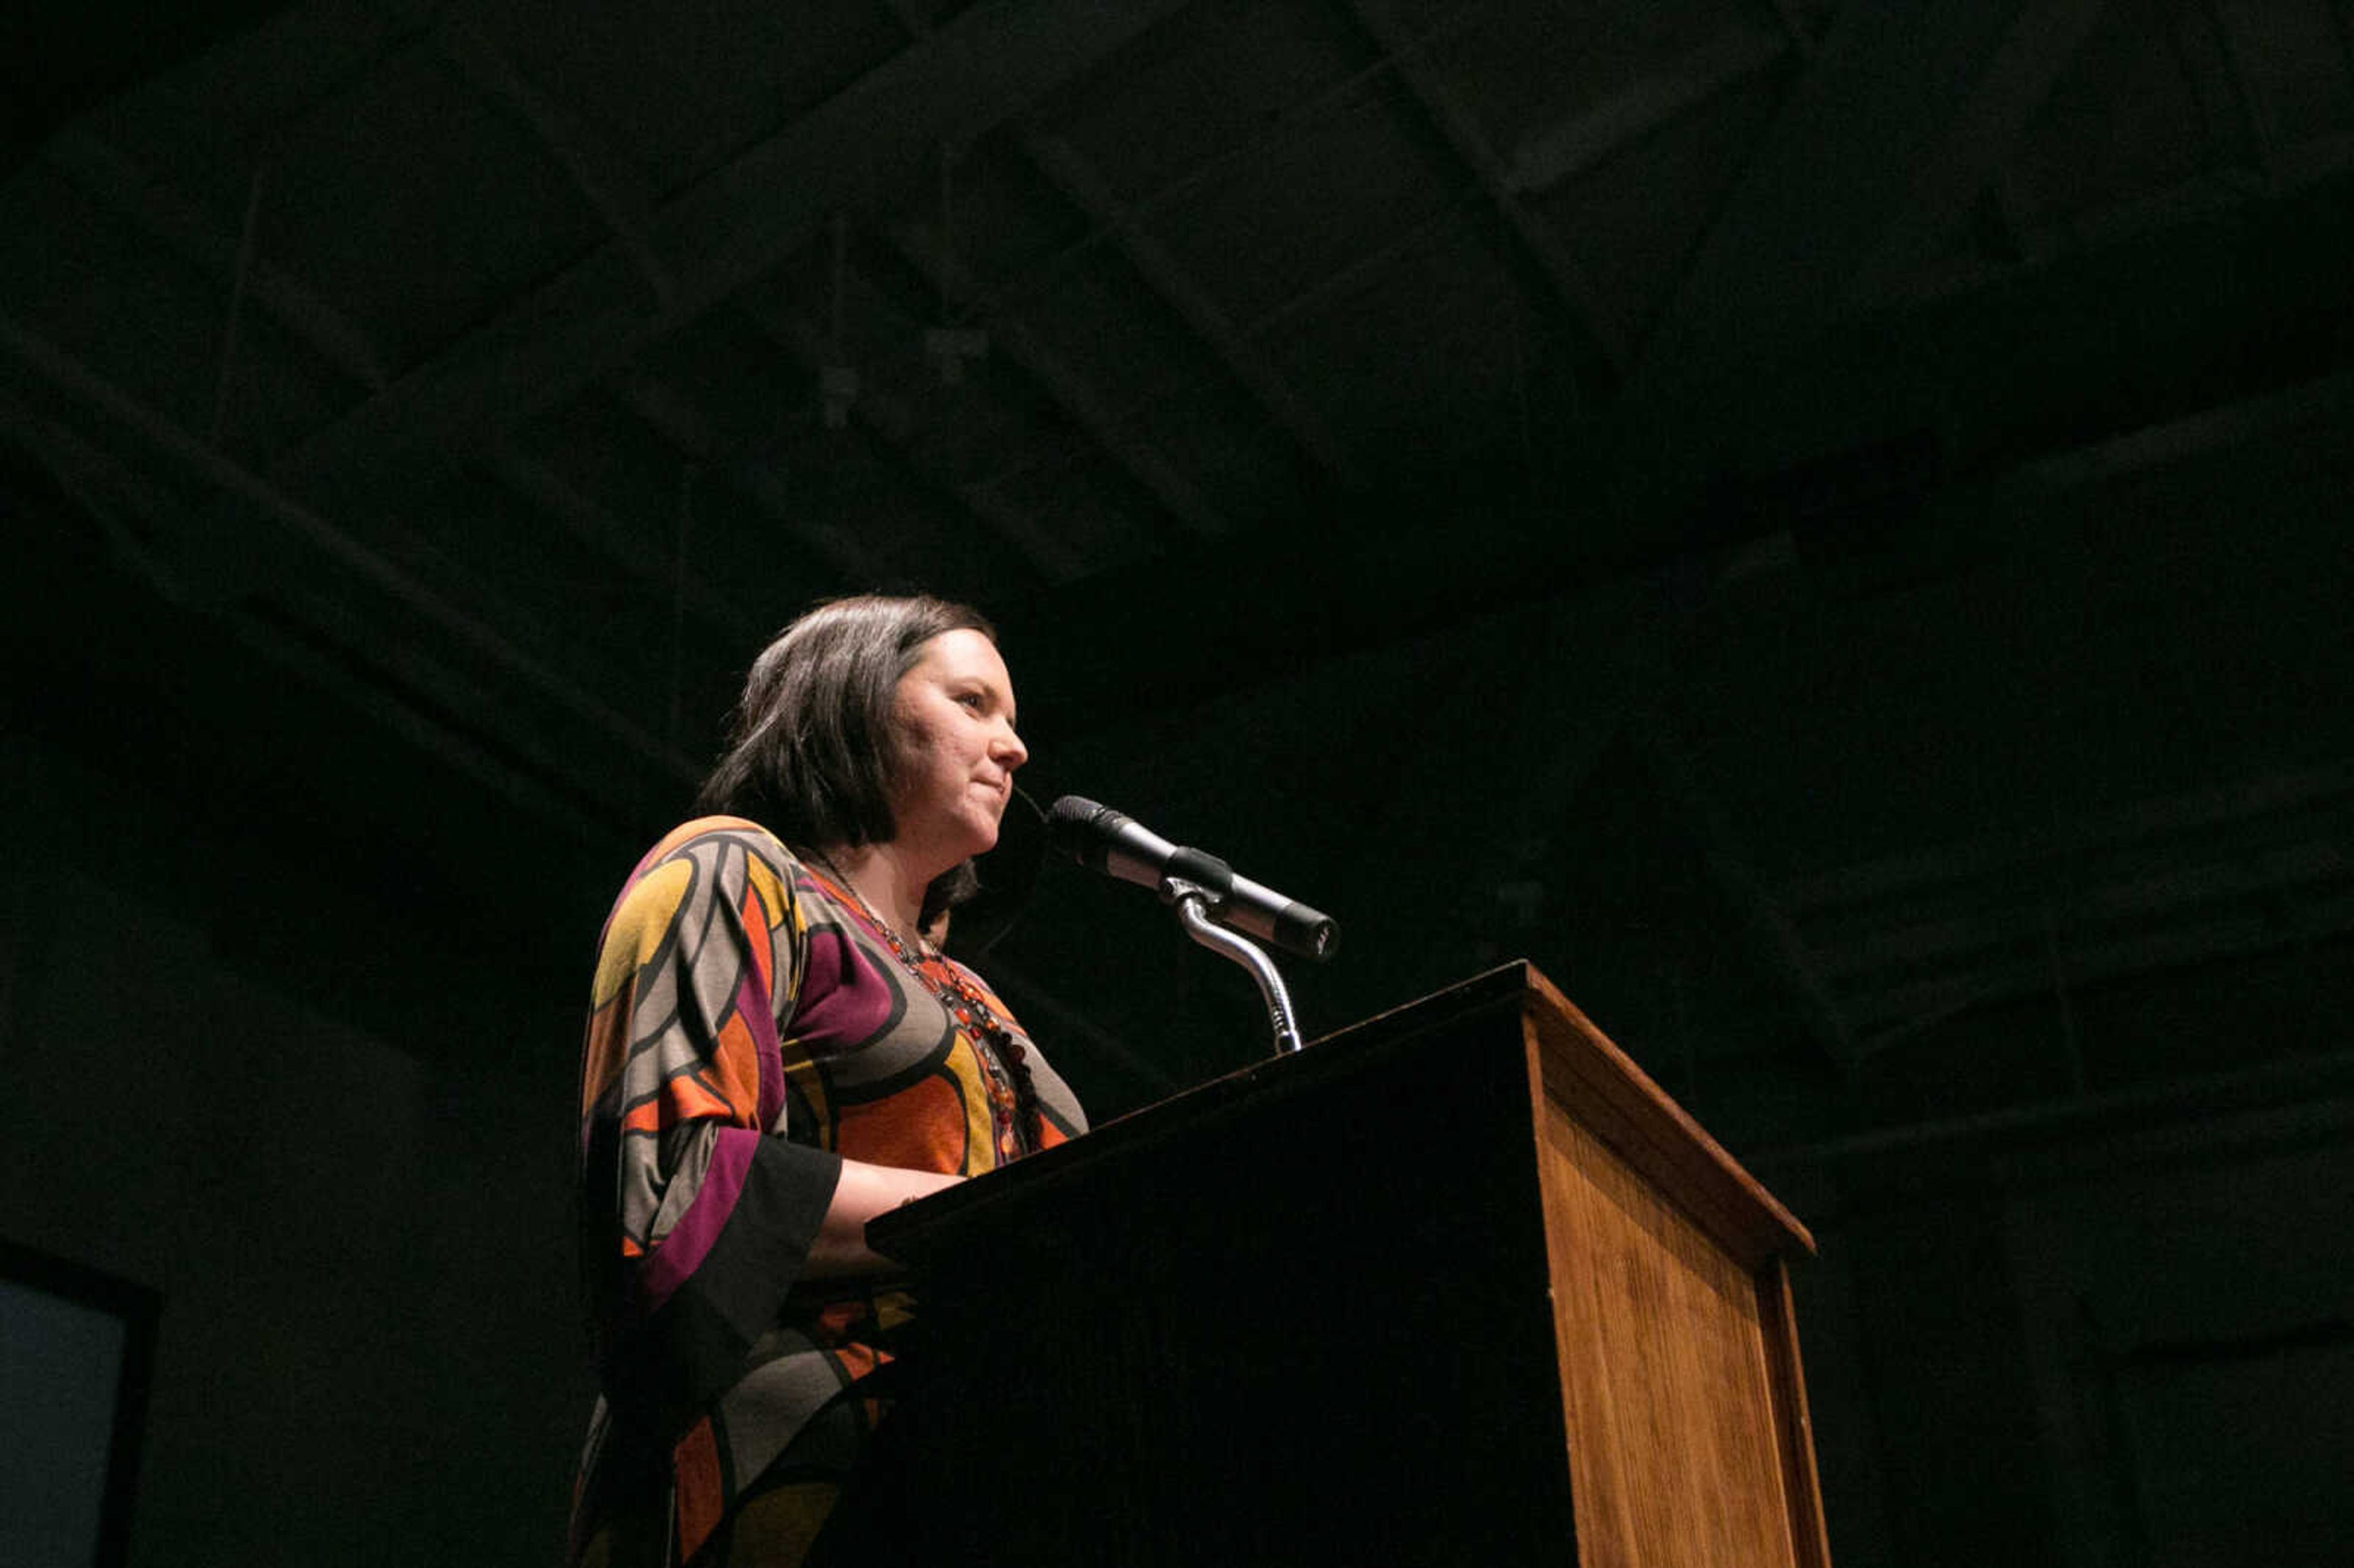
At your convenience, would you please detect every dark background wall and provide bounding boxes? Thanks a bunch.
[0,734,588,1564]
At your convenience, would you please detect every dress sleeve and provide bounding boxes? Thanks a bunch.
[576,821,844,1431]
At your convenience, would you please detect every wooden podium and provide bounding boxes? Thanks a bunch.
[867,962,1830,1567]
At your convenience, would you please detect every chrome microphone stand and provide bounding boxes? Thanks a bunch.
[1160,874,1303,1056]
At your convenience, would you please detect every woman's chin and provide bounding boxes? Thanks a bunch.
[931,815,999,867]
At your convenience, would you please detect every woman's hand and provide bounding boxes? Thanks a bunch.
[803,1158,966,1276]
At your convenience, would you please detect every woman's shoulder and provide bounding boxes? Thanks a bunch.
[631,815,802,873]
[604,817,812,926]
[591,820,811,997]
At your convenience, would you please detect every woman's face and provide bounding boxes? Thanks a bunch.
[888,628,1027,869]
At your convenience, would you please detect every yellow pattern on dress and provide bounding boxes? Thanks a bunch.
[592,856,694,1009]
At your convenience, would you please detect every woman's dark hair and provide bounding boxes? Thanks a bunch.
[695,593,996,850]
[918,859,980,938]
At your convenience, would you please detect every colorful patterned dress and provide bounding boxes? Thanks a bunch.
[571,816,1086,1567]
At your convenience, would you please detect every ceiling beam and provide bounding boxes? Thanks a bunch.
[2198,0,2285,173]
[1343,0,1629,392]
[43,129,390,391]
[1780,760,2354,1038]
[878,214,1236,545]
[865,0,1235,541]
[424,12,675,308]
[1985,363,2354,500]
[1501,23,1789,200]
[479,443,768,647]
[1869,124,2354,313]
[1847,880,2354,1038]
[235,0,1201,493]
[1754,1043,2354,1168]
[1780,761,2354,919]
[1760,0,1824,56]
[1,378,207,594]
[1238,189,1480,343]
[2,387,647,853]
[0,309,699,788]
[1005,149,2354,748]
[6,2,291,175]
[402,11,1029,594]
[1627,703,1860,1073]
[1626,0,2052,401]
[732,286,1098,580]
[253,574,664,840]
[1821,843,2354,1007]
[607,368,893,587]
[1843,0,2114,305]
[44,124,787,645]
[1014,128,1366,492]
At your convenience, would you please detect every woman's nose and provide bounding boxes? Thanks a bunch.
[995,723,1028,770]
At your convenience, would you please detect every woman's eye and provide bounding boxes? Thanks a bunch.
[955,691,985,710]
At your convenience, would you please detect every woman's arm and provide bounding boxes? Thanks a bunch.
[802,1158,965,1276]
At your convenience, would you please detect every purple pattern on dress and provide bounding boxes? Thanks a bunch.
[790,927,896,1051]
[636,1127,756,1314]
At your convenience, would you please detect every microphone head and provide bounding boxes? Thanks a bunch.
[1046,795,1121,870]
[1045,794,1102,828]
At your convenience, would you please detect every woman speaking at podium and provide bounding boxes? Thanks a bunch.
[569,595,1088,1567]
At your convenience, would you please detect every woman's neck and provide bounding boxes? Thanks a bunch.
[818,840,929,946]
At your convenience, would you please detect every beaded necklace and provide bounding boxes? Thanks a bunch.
[810,853,1043,1160]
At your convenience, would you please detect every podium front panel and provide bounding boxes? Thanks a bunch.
[870,964,1828,1568]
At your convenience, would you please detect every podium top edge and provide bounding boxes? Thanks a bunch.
[870,964,1534,1254]
[1517,964,1817,1260]
[871,961,1814,1262]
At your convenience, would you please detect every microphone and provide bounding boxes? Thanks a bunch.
[1046,796,1339,961]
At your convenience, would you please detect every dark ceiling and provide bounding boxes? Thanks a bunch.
[6,0,2352,1143]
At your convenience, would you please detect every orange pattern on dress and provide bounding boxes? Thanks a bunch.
[711,1011,761,1123]
[737,881,774,994]
[620,1073,736,1136]
[671,1417,726,1564]
[833,1071,969,1174]
[578,1003,630,1119]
